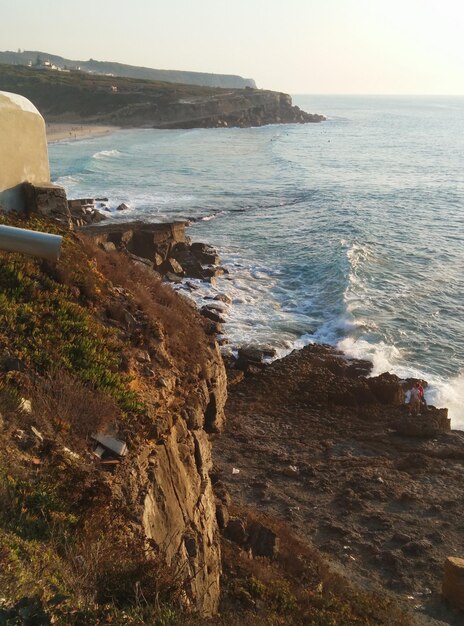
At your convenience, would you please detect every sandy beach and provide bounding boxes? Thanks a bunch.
[46,123,118,144]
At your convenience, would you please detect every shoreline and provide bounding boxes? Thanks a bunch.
[46,122,119,144]
[80,217,459,431]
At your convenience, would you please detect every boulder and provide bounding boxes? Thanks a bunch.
[201,306,225,324]
[442,556,464,609]
[153,252,164,268]
[165,272,183,284]
[203,320,224,336]
[213,293,232,304]
[116,202,129,211]
[235,345,271,373]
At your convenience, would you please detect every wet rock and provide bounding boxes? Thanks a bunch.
[191,242,219,265]
[201,306,225,324]
[214,293,232,304]
[165,272,183,284]
[235,345,271,373]
[116,202,129,211]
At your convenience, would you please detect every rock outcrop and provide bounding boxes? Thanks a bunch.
[128,340,227,615]
[147,90,325,129]
[84,221,226,283]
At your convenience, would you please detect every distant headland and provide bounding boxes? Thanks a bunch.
[0,49,257,89]
[0,54,325,129]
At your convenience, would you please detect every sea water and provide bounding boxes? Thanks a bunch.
[49,95,464,428]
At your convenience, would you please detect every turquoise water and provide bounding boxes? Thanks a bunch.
[49,96,464,427]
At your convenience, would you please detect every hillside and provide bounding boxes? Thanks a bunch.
[0,64,324,129]
[0,50,256,89]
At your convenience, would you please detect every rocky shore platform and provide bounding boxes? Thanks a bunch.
[213,345,464,625]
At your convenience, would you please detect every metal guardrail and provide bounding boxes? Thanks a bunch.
[0,224,62,261]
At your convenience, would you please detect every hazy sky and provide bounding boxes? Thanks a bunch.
[3,0,464,94]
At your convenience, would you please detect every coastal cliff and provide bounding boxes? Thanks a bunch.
[1,211,461,624]
[0,64,325,129]
[0,212,227,619]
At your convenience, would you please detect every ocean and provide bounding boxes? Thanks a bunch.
[48,95,464,428]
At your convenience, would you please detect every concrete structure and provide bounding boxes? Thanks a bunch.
[0,91,50,212]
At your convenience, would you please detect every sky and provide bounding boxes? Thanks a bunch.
[3,0,464,94]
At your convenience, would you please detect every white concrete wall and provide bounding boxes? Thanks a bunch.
[0,91,50,211]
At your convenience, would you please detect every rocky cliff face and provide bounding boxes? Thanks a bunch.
[117,339,227,615]
[145,89,325,129]
[83,238,228,616]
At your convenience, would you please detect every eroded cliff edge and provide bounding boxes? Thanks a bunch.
[0,212,227,619]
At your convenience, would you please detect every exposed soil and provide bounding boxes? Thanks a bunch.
[212,344,464,625]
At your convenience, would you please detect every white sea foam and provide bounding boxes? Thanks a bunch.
[426,371,464,431]
[337,335,464,430]
[93,149,121,160]
[338,336,402,376]
[198,211,225,221]
[53,175,81,187]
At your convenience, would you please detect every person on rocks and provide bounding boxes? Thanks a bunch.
[417,380,427,411]
[409,382,422,416]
